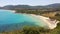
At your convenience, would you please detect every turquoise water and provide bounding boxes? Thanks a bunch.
[0,9,47,27]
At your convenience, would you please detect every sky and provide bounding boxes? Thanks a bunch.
[0,0,60,7]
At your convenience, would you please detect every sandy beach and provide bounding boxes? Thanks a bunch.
[29,14,59,29]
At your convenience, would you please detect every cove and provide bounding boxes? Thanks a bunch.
[0,9,48,32]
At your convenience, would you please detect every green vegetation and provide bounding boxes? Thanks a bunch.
[1,9,60,34]
[15,9,44,15]
[1,23,60,34]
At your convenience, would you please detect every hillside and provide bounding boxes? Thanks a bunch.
[0,3,60,10]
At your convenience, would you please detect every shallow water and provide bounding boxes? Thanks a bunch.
[0,9,48,32]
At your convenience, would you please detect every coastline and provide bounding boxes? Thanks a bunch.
[27,14,59,29]
[9,10,60,29]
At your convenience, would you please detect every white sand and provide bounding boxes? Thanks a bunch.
[10,10,16,13]
[29,14,59,29]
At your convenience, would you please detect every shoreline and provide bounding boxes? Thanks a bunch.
[6,10,60,29]
[12,10,59,29]
[27,14,59,29]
